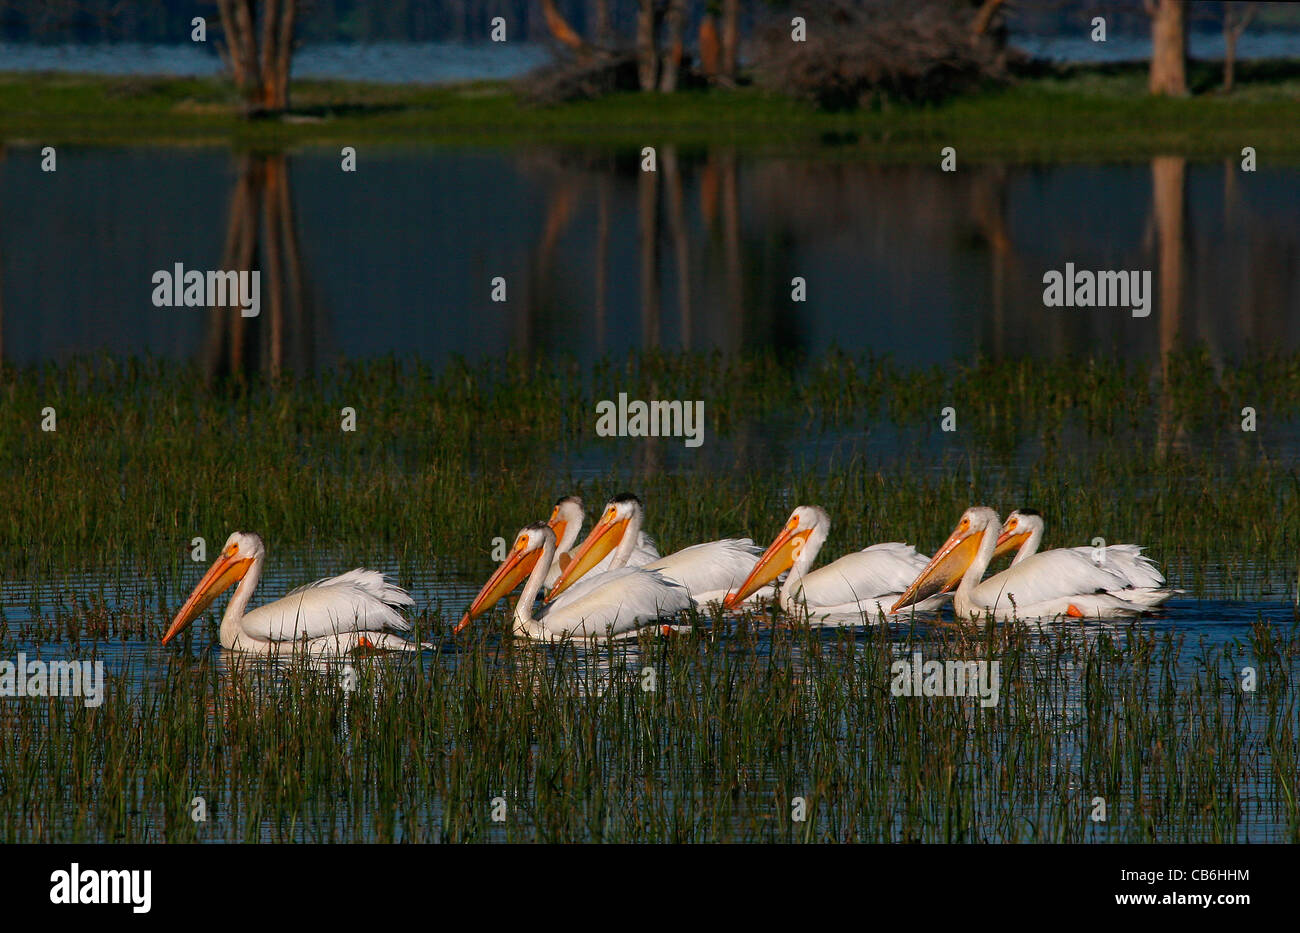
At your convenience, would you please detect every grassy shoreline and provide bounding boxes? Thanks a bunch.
[2,62,1299,158]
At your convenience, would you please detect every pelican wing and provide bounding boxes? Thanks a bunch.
[1069,544,1166,589]
[242,569,414,643]
[539,567,692,637]
[648,538,762,596]
[973,549,1133,609]
[798,542,931,607]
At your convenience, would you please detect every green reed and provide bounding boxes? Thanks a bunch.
[0,619,1295,843]
[2,348,1297,601]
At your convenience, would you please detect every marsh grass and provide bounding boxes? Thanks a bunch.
[4,348,1299,842]
[0,618,1295,843]
[3,348,1297,603]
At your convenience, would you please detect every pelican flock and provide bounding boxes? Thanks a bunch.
[162,500,1177,654]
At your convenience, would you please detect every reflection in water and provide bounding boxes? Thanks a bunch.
[1,148,1298,372]
[203,154,314,383]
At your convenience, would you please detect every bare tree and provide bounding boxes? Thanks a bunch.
[1222,2,1257,93]
[721,0,740,85]
[215,0,298,113]
[1145,0,1188,96]
[970,0,1006,38]
[592,0,612,44]
[637,0,661,91]
[540,0,590,53]
[698,8,721,80]
[660,0,688,91]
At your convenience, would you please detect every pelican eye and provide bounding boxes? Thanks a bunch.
[787,517,799,531]
[225,543,239,557]
[515,536,528,551]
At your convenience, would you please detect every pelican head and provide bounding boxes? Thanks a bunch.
[545,492,641,601]
[162,531,262,645]
[722,505,827,610]
[994,508,1043,560]
[455,523,553,634]
[891,507,1000,612]
[548,495,584,553]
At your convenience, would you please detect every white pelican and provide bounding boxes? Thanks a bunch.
[545,493,762,607]
[721,505,950,621]
[162,532,423,655]
[544,495,660,589]
[455,522,691,639]
[994,509,1174,608]
[892,508,1159,622]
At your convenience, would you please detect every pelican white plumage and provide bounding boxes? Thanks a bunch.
[543,495,660,589]
[455,522,691,639]
[892,507,1159,622]
[721,505,949,621]
[993,509,1174,609]
[162,531,423,655]
[545,493,762,607]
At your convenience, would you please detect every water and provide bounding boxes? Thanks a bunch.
[1014,30,1300,64]
[2,32,1297,83]
[0,40,550,84]
[3,552,1295,842]
[3,148,1297,371]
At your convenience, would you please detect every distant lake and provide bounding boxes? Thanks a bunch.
[0,31,1296,84]
[0,40,550,84]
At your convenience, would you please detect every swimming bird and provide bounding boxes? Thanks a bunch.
[456,522,691,640]
[993,509,1174,609]
[545,493,761,607]
[544,495,660,589]
[892,507,1157,621]
[162,532,423,655]
[722,505,949,621]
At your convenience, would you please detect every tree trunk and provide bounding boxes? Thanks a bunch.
[970,0,1006,38]
[698,13,720,79]
[721,0,739,85]
[592,0,611,45]
[541,0,588,54]
[659,0,686,92]
[216,0,296,114]
[637,0,659,92]
[1148,0,1187,96]
[1222,3,1257,93]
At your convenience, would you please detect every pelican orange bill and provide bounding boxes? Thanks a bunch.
[455,541,542,634]
[722,518,811,610]
[993,529,1031,560]
[162,550,254,645]
[891,524,985,613]
[545,512,628,601]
